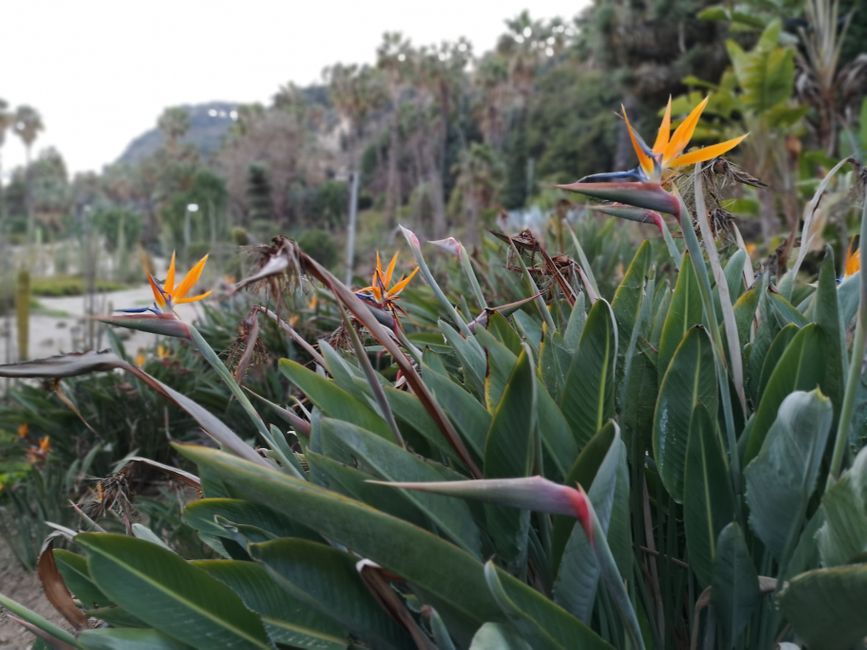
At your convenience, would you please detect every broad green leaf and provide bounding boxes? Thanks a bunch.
[52,549,111,609]
[484,346,536,569]
[611,241,651,346]
[746,390,833,563]
[560,299,618,448]
[482,562,570,648]
[469,622,531,649]
[620,346,657,452]
[279,359,393,441]
[195,559,348,649]
[177,445,610,649]
[683,407,734,586]
[712,523,760,648]
[813,250,845,424]
[536,383,578,481]
[384,385,464,465]
[250,539,411,649]
[653,326,718,501]
[563,293,587,352]
[183,498,315,556]
[779,563,867,650]
[475,326,520,411]
[723,249,746,304]
[733,287,758,348]
[553,431,629,622]
[551,422,618,570]
[421,363,489,457]
[756,323,799,399]
[539,327,570,401]
[488,311,523,355]
[319,417,482,556]
[744,324,824,463]
[77,533,270,649]
[306,451,427,527]
[657,253,702,380]
[440,321,486,397]
[816,446,867,567]
[78,628,191,649]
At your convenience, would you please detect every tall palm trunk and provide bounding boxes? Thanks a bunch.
[344,144,361,285]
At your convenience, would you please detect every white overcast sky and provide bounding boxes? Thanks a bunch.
[1,0,588,177]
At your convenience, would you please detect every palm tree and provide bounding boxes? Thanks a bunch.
[13,105,43,243]
[450,142,504,245]
[324,63,386,283]
[0,98,11,222]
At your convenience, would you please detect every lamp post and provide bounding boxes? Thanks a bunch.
[184,202,199,262]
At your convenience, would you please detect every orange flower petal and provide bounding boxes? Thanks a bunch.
[174,254,209,301]
[622,105,654,176]
[667,134,748,169]
[165,251,177,293]
[845,240,861,278]
[653,96,672,155]
[148,274,167,308]
[387,266,419,298]
[384,252,399,287]
[663,96,709,163]
[175,290,213,305]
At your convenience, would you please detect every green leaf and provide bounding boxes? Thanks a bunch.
[422,363,489,458]
[560,299,618,448]
[744,324,825,463]
[177,445,610,649]
[653,326,718,501]
[816,447,867,567]
[612,241,651,347]
[76,533,270,649]
[745,390,833,564]
[249,539,410,649]
[711,523,760,648]
[551,422,618,570]
[319,417,482,556]
[683,407,734,586]
[183,498,315,556]
[78,628,191,649]
[484,346,536,569]
[469,622,531,649]
[440,321,486,397]
[620,347,657,453]
[279,358,393,441]
[306,451,427,527]
[657,253,702,380]
[756,323,799,399]
[813,249,846,424]
[553,431,629,622]
[779,563,867,650]
[196,560,348,648]
[52,549,111,609]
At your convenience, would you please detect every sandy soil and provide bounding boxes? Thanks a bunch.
[0,537,69,649]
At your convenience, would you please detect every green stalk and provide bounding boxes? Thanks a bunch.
[827,195,867,485]
[188,325,302,477]
[564,220,601,297]
[459,245,487,310]
[400,226,472,337]
[339,305,406,447]
[671,188,742,513]
[0,591,78,647]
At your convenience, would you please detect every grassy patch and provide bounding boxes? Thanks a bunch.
[30,276,127,297]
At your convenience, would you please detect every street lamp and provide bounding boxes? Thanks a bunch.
[184,203,199,261]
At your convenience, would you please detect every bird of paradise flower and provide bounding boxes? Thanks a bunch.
[120,252,212,314]
[580,96,748,185]
[355,251,419,328]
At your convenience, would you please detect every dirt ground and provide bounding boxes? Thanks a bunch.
[0,537,68,649]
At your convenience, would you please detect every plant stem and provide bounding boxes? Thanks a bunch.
[672,189,742,517]
[827,195,867,485]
